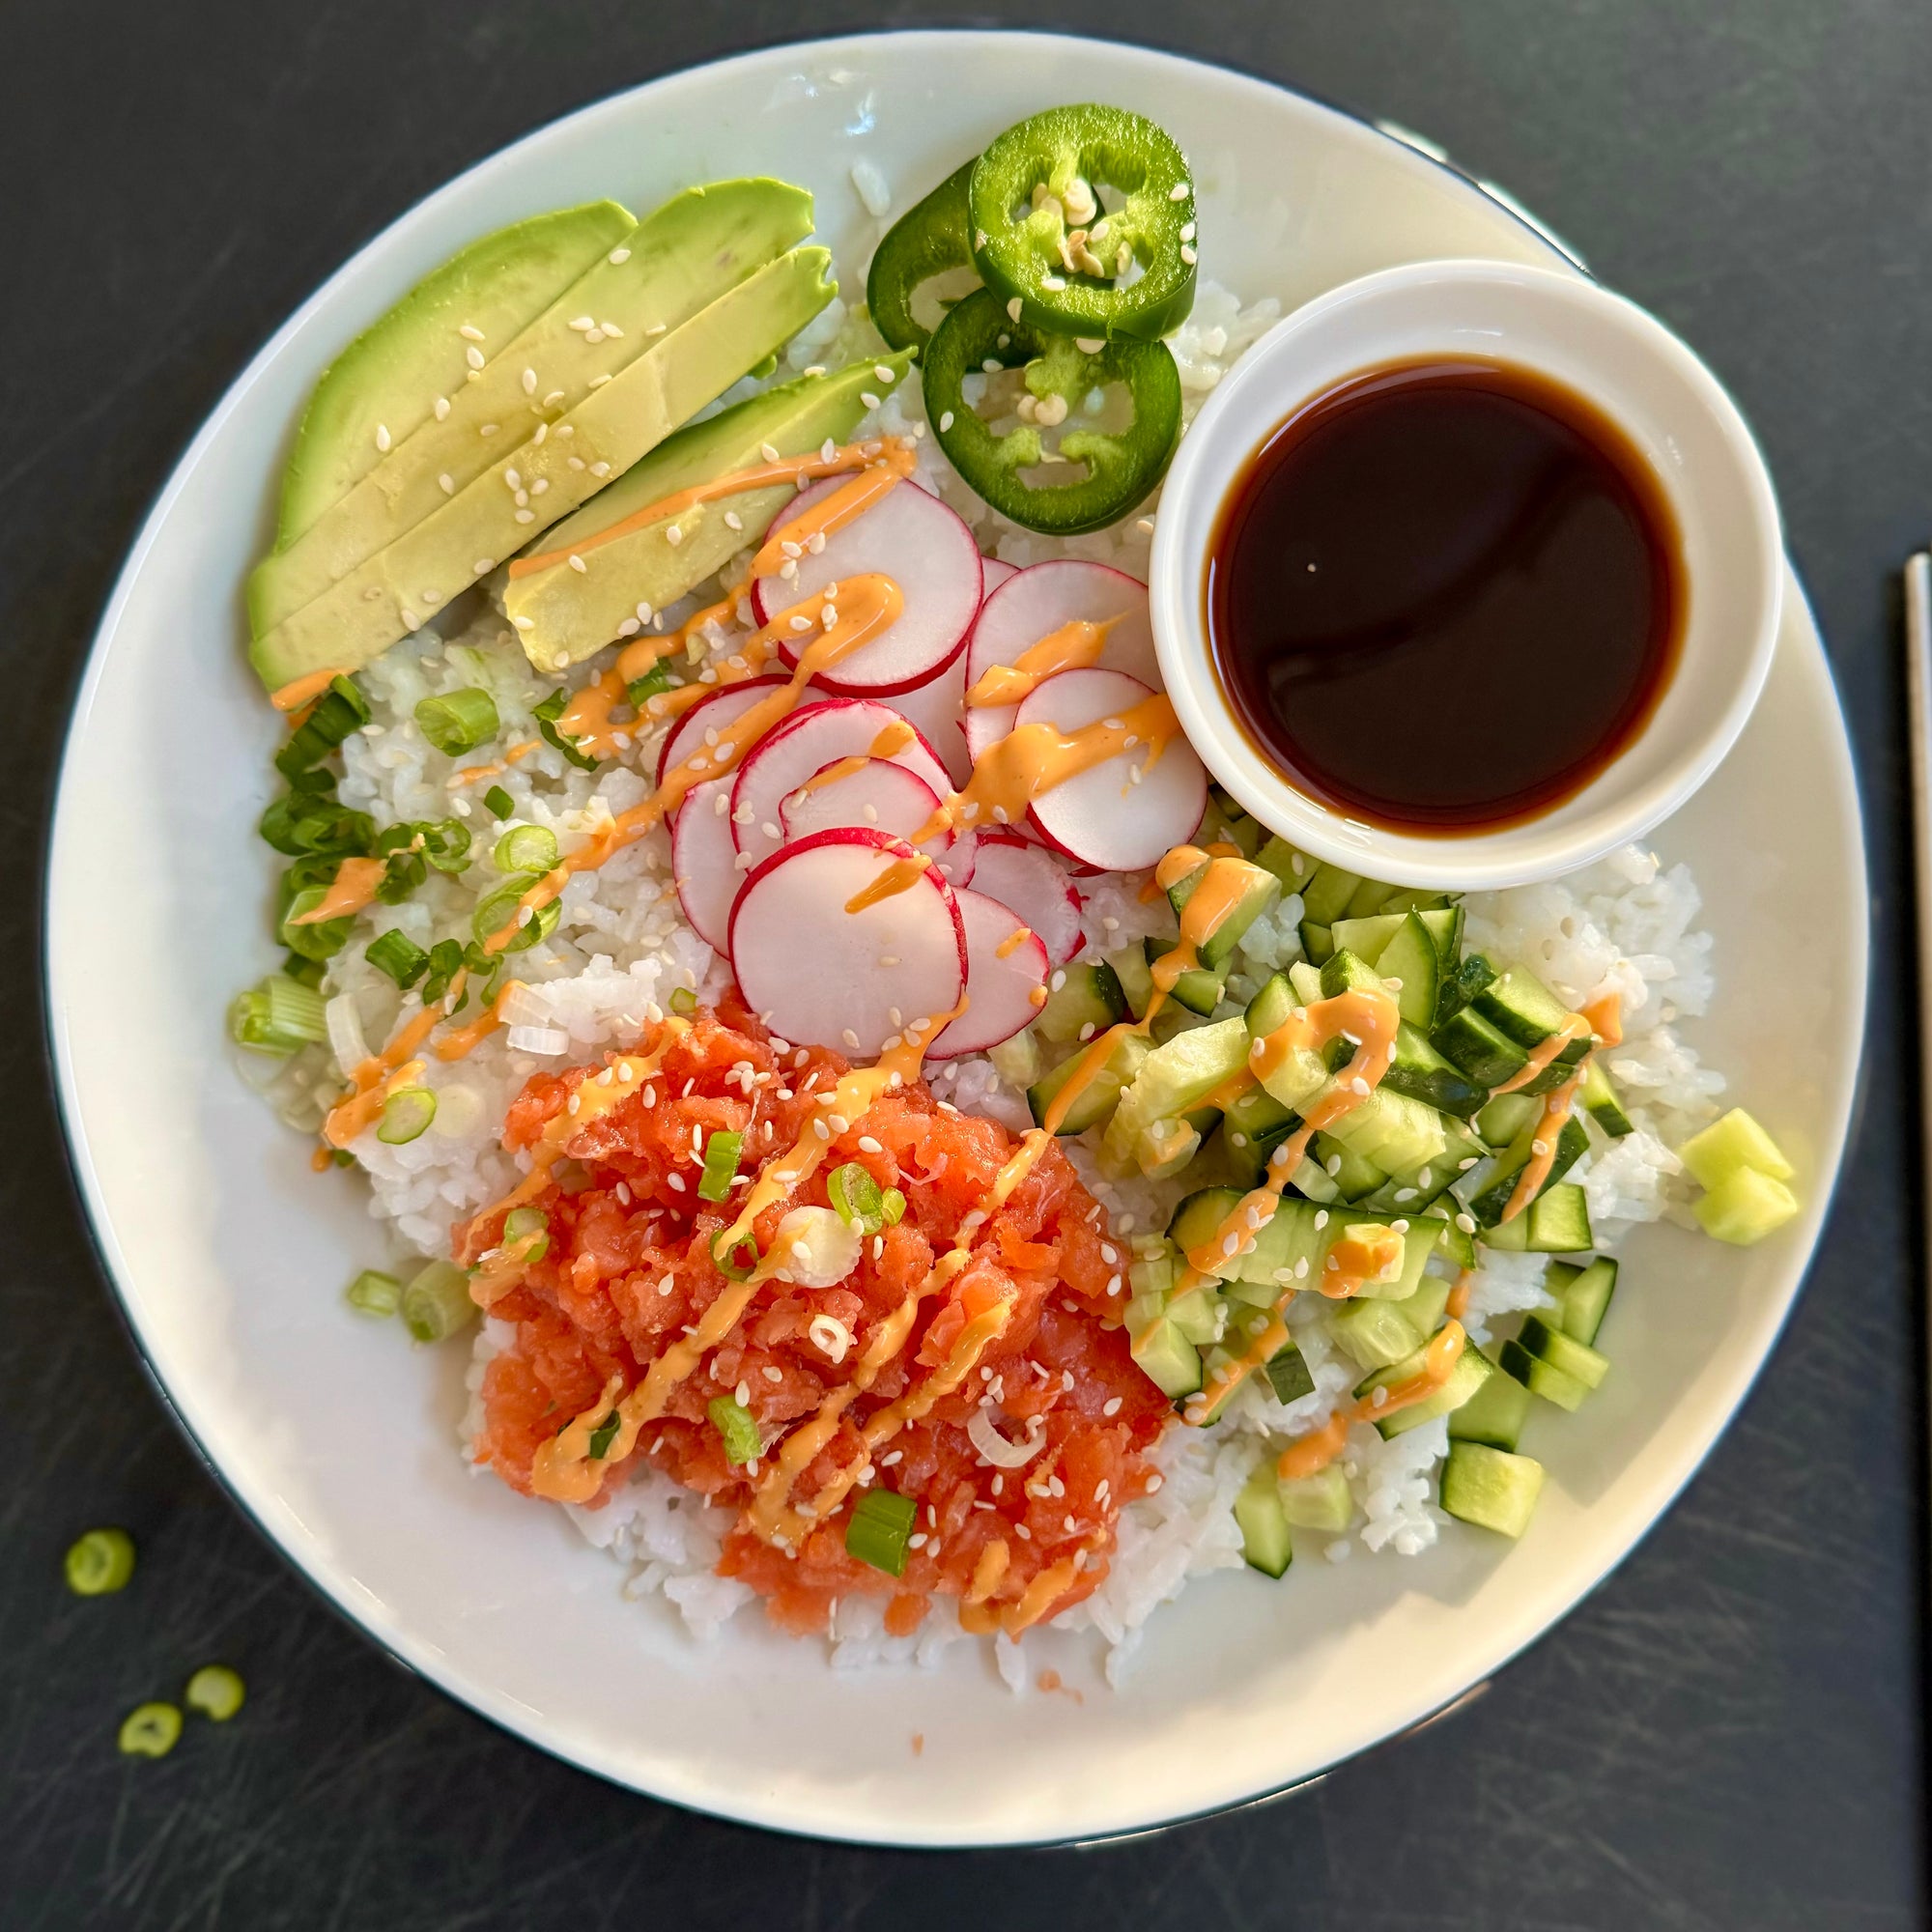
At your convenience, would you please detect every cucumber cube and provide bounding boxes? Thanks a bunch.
[1130,1317,1202,1399]
[1440,1442,1546,1538]
[1034,960,1127,1044]
[1678,1106,1796,1188]
[1278,1462,1354,1532]
[1694,1165,1801,1245]
[1498,1337,1588,1411]
[1235,1463,1293,1577]
[1548,1256,1617,1346]
[1448,1359,1533,1452]
[1517,1314,1609,1390]
[1264,1342,1316,1405]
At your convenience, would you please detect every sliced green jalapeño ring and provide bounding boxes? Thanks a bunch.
[867,160,976,354]
[924,289,1180,535]
[967,104,1196,341]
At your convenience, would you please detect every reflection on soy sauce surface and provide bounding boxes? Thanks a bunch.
[1205,358,1685,835]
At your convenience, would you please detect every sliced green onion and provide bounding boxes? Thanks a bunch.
[418,938,469,1008]
[282,952,326,989]
[472,872,541,945]
[483,785,515,820]
[278,887,354,962]
[377,1087,437,1145]
[65,1527,135,1596]
[668,985,698,1017]
[414,687,500,756]
[118,1703,183,1758]
[827,1161,885,1232]
[497,895,561,954]
[494,824,559,874]
[531,689,599,771]
[712,1229,760,1281]
[502,1206,551,1264]
[627,659,678,707]
[275,676,370,779]
[696,1130,744,1202]
[364,930,429,990]
[401,1260,475,1342]
[586,1410,622,1461]
[331,1150,356,1169]
[844,1489,917,1577]
[418,818,472,874]
[184,1665,245,1722]
[345,1269,402,1317]
[229,974,327,1056]
[881,1187,907,1228]
[707,1395,761,1467]
[259,790,373,859]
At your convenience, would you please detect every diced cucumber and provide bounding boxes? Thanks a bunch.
[1498,1337,1587,1411]
[1146,933,1225,1014]
[986,1028,1041,1090]
[1166,1283,1224,1346]
[1235,1462,1293,1577]
[1165,855,1281,970]
[1434,951,1496,1025]
[1546,1256,1617,1346]
[1035,960,1127,1044]
[1200,789,1264,860]
[1353,1337,1493,1437]
[1375,911,1443,1028]
[1254,834,1315,894]
[1364,1114,1484,1213]
[1289,960,1324,1004]
[1297,862,1363,925]
[1329,911,1406,965]
[1517,1314,1609,1390]
[1278,1462,1353,1531]
[1479,1182,1593,1254]
[1678,1106,1796,1188]
[1476,1091,1541,1149]
[1694,1166,1801,1244]
[1131,1317,1202,1399]
[1243,971,1299,1040]
[1310,1131,1391,1203]
[1225,1077,1294,1146]
[1340,876,1399,919]
[1167,1186,1244,1275]
[1440,1441,1545,1538]
[1104,1016,1251,1177]
[1108,942,1156,1021]
[1431,1002,1529,1089]
[1378,1023,1488,1120]
[1447,1357,1533,1452]
[1426,1205,1477,1269]
[1027,1029,1151,1136]
[1289,1152,1339,1203]
[1299,920,1334,965]
[1578,1058,1634,1138]
[1331,1272,1448,1371]
[1264,1343,1315,1405]
[1321,1085,1450,1178]
[1465,1115,1590,1226]
[1473,965,1577,1049]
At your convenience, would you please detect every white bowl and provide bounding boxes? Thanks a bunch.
[1151,258,1785,889]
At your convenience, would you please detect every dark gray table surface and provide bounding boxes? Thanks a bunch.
[3,2,1924,1925]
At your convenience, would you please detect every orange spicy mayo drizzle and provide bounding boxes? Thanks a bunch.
[1275,1321,1468,1482]
[447,739,541,787]
[286,855,385,926]
[963,614,1121,709]
[1498,989,1624,1225]
[269,667,350,713]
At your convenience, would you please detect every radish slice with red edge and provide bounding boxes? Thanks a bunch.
[728,829,966,1059]
[751,472,980,696]
[883,643,972,787]
[980,556,1018,595]
[731,697,952,867]
[670,775,742,952]
[965,830,1083,967]
[655,674,791,814]
[780,756,944,849]
[1018,668,1208,874]
[927,889,1050,1059]
[963,560,1156,762]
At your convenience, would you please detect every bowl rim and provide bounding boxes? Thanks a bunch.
[1149,255,1787,890]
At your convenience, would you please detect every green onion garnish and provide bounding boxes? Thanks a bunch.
[471,872,540,945]
[65,1527,135,1596]
[844,1489,917,1577]
[627,659,678,707]
[497,895,561,954]
[586,1410,622,1460]
[228,973,327,1056]
[414,687,500,756]
[275,675,370,779]
[712,1229,759,1281]
[345,1269,402,1317]
[696,1129,744,1202]
[377,1087,437,1145]
[401,1260,475,1342]
[364,930,429,990]
[502,1206,551,1264]
[282,952,326,990]
[531,689,599,771]
[278,887,354,962]
[483,785,515,820]
[184,1665,245,1722]
[668,985,698,1017]
[881,1187,907,1228]
[118,1703,183,1759]
[827,1161,886,1233]
[706,1395,761,1467]
[259,789,374,859]
[494,824,559,874]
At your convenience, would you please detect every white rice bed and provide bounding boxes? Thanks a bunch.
[248,259,1727,1685]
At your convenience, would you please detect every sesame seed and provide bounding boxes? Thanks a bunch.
[438,473,454,495]
[466,346,485,370]
[433,396,450,421]
[480,422,499,437]
[1180,244,1198,266]
[666,526,682,546]
[374,423,391,452]
[514,509,534,524]
[569,554,587,574]
[589,462,611,476]
[1171,182,1190,201]
[724,511,743,530]
[841,1029,861,1049]
[1179,221,1196,242]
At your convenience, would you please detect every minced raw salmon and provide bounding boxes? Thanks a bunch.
[466,998,1174,1636]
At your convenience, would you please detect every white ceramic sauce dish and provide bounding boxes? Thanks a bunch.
[1150,258,1785,889]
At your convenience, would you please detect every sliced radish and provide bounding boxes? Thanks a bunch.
[655,674,790,798]
[1018,668,1208,874]
[966,830,1084,967]
[884,644,972,788]
[928,890,1050,1059]
[963,561,1157,762]
[936,827,979,891]
[731,697,952,867]
[728,829,966,1059]
[980,556,1018,595]
[671,776,743,952]
[752,476,980,696]
[780,756,946,850]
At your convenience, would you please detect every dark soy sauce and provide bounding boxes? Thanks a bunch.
[1206,358,1685,834]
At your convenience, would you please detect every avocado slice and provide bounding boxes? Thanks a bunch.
[250,179,818,642]
[503,351,913,672]
[249,246,838,691]
[274,201,635,550]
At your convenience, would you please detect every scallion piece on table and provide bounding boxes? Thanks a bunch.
[494,824,559,874]
[344,1268,402,1318]
[228,974,327,1056]
[844,1489,917,1577]
[377,1087,437,1145]
[414,687,500,756]
[483,785,515,820]
[668,985,698,1017]
[400,1260,475,1343]
[706,1395,761,1467]
[696,1130,744,1202]
[364,929,429,990]
[502,1207,551,1264]
[64,1527,135,1596]
[184,1665,245,1722]
[118,1703,183,1759]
